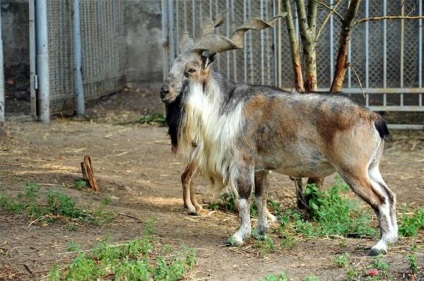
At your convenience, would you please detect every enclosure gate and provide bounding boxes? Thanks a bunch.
[162,0,424,129]
[31,0,125,118]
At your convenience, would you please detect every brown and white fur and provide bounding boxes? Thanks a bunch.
[161,45,397,257]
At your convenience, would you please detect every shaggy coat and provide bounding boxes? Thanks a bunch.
[161,51,397,256]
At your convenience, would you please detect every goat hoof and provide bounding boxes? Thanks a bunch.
[368,247,387,256]
[187,210,198,216]
[252,229,267,241]
[226,236,243,247]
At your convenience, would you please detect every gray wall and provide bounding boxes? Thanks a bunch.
[124,0,163,85]
[1,0,164,85]
[2,0,29,66]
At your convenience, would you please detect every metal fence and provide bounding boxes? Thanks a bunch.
[41,0,125,116]
[162,0,424,129]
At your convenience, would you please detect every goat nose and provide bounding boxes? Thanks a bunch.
[160,85,170,99]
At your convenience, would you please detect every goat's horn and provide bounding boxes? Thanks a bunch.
[193,13,286,53]
[202,10,226,35]
[179,32,195,53]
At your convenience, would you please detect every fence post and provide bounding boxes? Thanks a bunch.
[0,0,5,125]
[36,0,50,123]
[74,0,85,115]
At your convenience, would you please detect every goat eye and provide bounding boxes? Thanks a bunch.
[187,68,196,74]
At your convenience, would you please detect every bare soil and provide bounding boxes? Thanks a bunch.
[0,87,423,280]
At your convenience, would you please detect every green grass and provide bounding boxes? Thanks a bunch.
[49,220,196,281]
[334,253,350,268]
[398,205,424,237]
[0,183,114,227]
[260,272,289,281]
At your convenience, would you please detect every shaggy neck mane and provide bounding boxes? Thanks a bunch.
[178,74,244,185]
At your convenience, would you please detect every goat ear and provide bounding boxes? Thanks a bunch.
[201,51,217,68]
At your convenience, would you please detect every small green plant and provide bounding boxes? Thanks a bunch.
[138,113,166,126]
[303,276,319,281]
[279,232,296,249]
[367,254,390,280]
[0,184,115,227]
[52,221,197,280]
[371,254,389,270]
[398,205,424,237]
[254,235,275,255]
[346,266,361,281]
[334,253,350,268]
[304,181,376,237]
[74,179,87,190]
[261,272,289,281]
[408,246,418,275]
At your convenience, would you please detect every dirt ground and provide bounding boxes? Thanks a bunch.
[0,87,423,280]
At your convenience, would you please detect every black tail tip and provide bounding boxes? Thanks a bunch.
[375,118,392,142]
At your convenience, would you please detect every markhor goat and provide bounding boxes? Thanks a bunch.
[161,15,397,256]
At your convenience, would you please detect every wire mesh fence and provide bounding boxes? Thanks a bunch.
[163,0,424,125]
[46,0,125,115]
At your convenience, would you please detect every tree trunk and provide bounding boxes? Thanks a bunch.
[330,0,362,93]
[282,0,305,92]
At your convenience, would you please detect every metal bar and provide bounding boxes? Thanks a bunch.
[36,0,50,123]
[419,0,423,106]
[243,0,247,83]
[365,0,369,107]
[260,0,264,84]
[175,0,180,53]
[74,0,85,116]
[383,0,387,107]
[347,1,351,88]
[400,1,404,106]
[226,0,230,78]
[161,0,169,78]
[329,2,334,83]
[306,88,424,94]
[387,124,424,130]
[232,0,237,81]
[276,0,282,87]
[192,0,196,36]
[169,0,175,60]
[248,0,253,83]
[29,0,37,118]
[0,0,4,124]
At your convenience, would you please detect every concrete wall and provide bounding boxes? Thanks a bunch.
[0,0,164,86]
[1,0,29,66]
[124,0,163,85]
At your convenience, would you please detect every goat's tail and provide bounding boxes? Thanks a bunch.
[374,116,392,143]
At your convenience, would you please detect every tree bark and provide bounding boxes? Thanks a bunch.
[282,0,305,92]
[296,0,318,91]
[330,0,362,93]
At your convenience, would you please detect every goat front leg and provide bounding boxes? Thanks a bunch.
[227,167,254,246]
[253,170,276,239]
[181,163,203,215]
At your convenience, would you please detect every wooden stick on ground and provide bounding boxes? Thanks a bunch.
[81,155,99,192]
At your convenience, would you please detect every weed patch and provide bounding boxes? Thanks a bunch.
[49,220,196,281]
[0,183,114,227]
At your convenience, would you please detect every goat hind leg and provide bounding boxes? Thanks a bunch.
[341,170,396,255]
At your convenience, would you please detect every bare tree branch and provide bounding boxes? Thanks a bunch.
[330,0,362,93]
[356,15,424,24]
[307,0,318,35]
[316,0,345,22]
[282,0,305,92]
[316,0,345,42]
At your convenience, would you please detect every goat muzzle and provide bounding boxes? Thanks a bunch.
[160,85,171,103]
